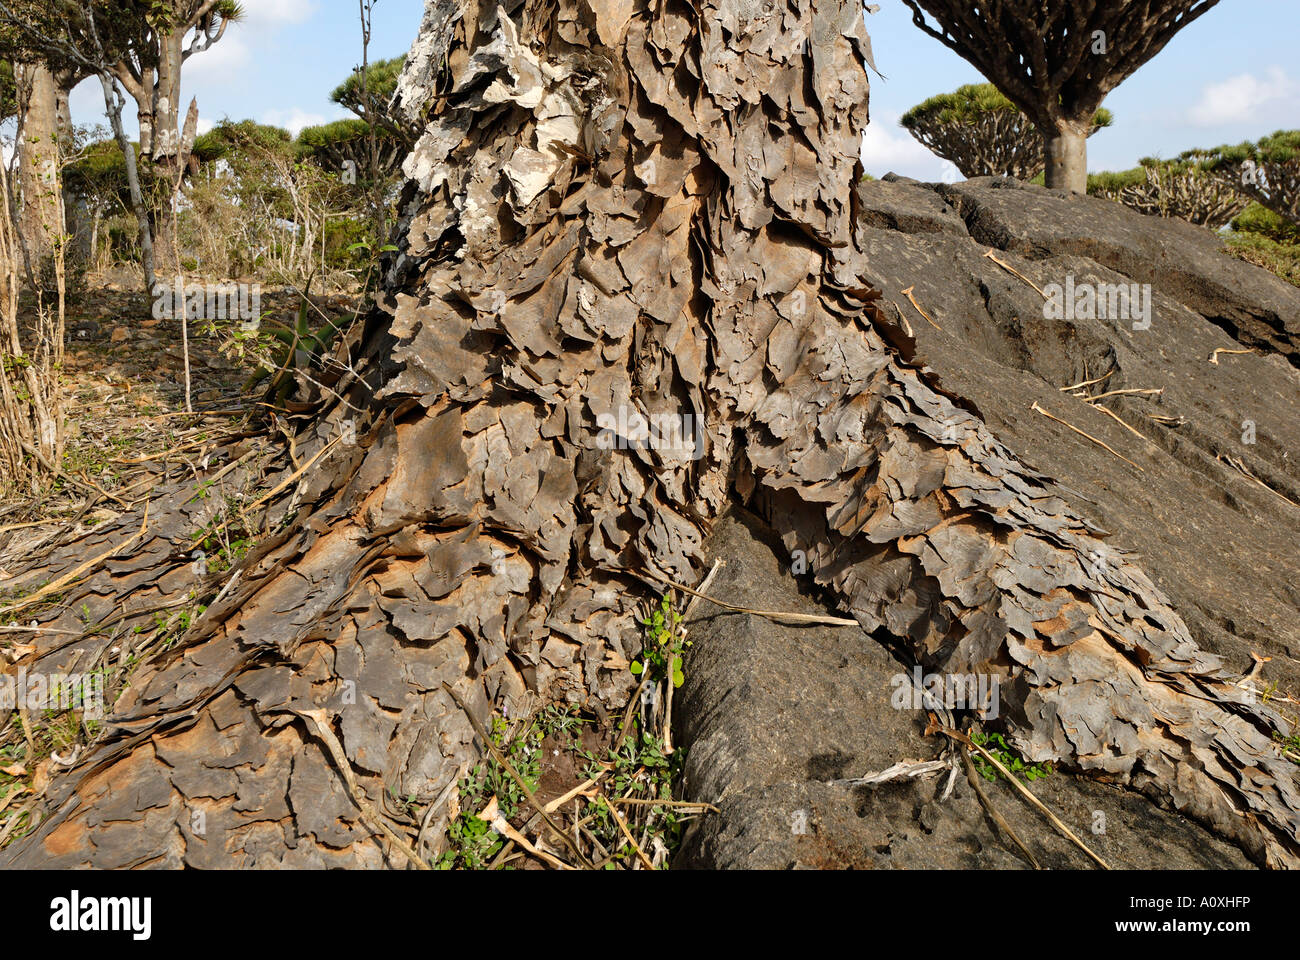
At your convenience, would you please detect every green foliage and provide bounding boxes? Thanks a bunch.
[193,119,293,166]
[900,83,1111,180]
[437,813,504,869]
[190,489,256,576]
[295,118,373,157]
[469,715,544,822]
[330,56,406,116]
[902,83,1112,132]
[295,117,406,182]
[1274,730,1300,766]
[0,61,14,121]
[1087,156,1249,228]
[1179,130,1300,226]
[64,138,164,213]
[970,731,1054,783]
[631,593,689,689]
[323,216,373,268]
[436,706,586,869]
[578,721,686,864]
[1232,203,1300,244]
[1223,230,1300,287]
[1180,129,1300,171]
[1087,166,1146,194]
[241,281,345,405]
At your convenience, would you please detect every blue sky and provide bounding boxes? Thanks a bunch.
[66,0,1299,180]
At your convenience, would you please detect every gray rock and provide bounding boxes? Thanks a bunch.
[676,509,1252,870]
[857,175,1299,686]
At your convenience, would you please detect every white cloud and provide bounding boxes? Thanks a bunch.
[262,107,331,137]
[241,0,318,27]
[184,34,252,80]
[860,110,956,181]
[1188,67,1295,127]
[196,118,215,135]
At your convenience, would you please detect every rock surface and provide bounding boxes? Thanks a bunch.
[859,175,1299,693]
[676,509,1251,869]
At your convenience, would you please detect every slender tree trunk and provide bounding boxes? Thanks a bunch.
[3,0,1297,870]
[359,0,385,245]
[1043,118,1088,193]
[143,35,184,274]
[53,69,83,264]
[151,203,180,275]
[14,62,62,283]
[95,72,156,291]
[118,30,201,279]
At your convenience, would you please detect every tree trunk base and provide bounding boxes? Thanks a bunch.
[2,0,1297,869]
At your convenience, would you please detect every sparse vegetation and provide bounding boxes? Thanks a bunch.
[436,598,702,869]
[970,731,1054,783]
[1088,157,1247,229]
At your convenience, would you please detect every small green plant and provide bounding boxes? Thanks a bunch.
[1274,730,1300,766]
[631,593,689,689]
[971,731,1054,783]
[435,812,504,870]
[582,728,685,866]
[191,494,255,574]
[241,282,346,406]
[436,710,547,869]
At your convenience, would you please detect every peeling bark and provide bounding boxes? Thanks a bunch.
[3,0,1297,869]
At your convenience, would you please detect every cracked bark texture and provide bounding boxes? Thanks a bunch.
[3,0,1298,868]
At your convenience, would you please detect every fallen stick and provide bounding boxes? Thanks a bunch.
[961,747,1041,869]
[113,432,250,465]
[985,249,1047,298]
[0,503,150,617]
[1087,401,1154,443]
[1218,455,1299,508]
[1031,401,1142,471]
[1060,371,1115,392]
[610,797,720,812]
[542,773,607,814]
[828,758,948,787]
[900,285,942,330]
[493,817,573,870]
[605,797,656,869]
[1083,387,1164,402]
[0,624,81,636]
[637,570,860,626]
[1208,348,1255,364]
[931,721,1110,870]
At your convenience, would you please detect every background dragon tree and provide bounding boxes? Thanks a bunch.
[901,82,1111,181]
[900,0,1223,193]
[2,0,1297,868]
